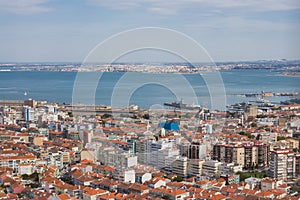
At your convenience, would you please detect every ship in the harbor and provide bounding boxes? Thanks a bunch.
[164,99,201,110]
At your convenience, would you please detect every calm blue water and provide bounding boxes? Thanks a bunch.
[0,70,299,109]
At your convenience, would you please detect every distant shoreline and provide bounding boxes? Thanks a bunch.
[0,60,299,74]
[280,72,300,77]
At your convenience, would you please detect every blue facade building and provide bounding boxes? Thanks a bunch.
[158,121,179,131]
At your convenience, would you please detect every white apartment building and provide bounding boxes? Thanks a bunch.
[172,156,188,178]
[202,160,222,176]
[136,139,174,167]
[157,148,180,171]
[188,159,205,177]
[47,151,70,169]
[270,149,296,181]
[98,147,137,169]
[0,155,36,172]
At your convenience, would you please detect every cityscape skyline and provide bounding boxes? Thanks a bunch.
[0,1,300,199]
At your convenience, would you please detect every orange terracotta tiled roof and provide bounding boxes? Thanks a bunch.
[146,177,167,185]
[211,193,227,200]
[55,181,77,191]
[49,130,64,135]
[0,154,36,161]
[240,188,259,196]
[196,179,210,185]
[57,193,72,200]
[0,193,7,199]
[130,182,149,191]
[97,178,118,187]
[7,193,18,199]
[256,190,275,198]
[273,189,286,196]
[151,188,187,196]
[97,192,121,199]
[83,187,108,196]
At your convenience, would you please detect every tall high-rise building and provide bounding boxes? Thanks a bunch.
[136,139,152,165]
[82,130,93,147]
[188,159,205,177]
[24,107,35,122]
[270,149,295,181]
[202,160,222,176]
[136,139,174,167]
[213,142,270,168]
[188,142,207,160]
[157,148,180,172]
[127,139,136,156]
[256,143,270,168]
[98,147,137,170]
[212,144,245,166]
[172,156,188,178]
[244,144,258,168]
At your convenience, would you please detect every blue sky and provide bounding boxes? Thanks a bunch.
[0,0,299,62]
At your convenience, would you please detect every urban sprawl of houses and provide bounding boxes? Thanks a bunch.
[0,61,299,75]
[0,99,300,200]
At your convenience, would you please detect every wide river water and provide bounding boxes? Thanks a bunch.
[0,69,299,110]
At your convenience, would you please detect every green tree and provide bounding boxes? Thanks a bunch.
[162,195,171,200]
[21,174,30,180]
[238,131,246,135]
[172,176,183,182]
[30,172,39,182]
[250,123,257,127]
[277,136,286,141]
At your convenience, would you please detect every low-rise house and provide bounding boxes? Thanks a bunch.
[166,181,192,190]
[150,188,189,200]
[238,188,260,196]
[145,177,169,188]
[195,179,212,190]
[255,191,275,199]
[95,178,118,192]
[18,163,34,175]
[117,182,150,195]
[71,170,95,186]
[135,172,152,183]
[54,180,82,198]
[260,178,283,191]
[244,177,261,190]
[82,187,109,200]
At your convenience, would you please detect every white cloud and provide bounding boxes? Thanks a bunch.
[87,0,300,14]
[0,0,52,14]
